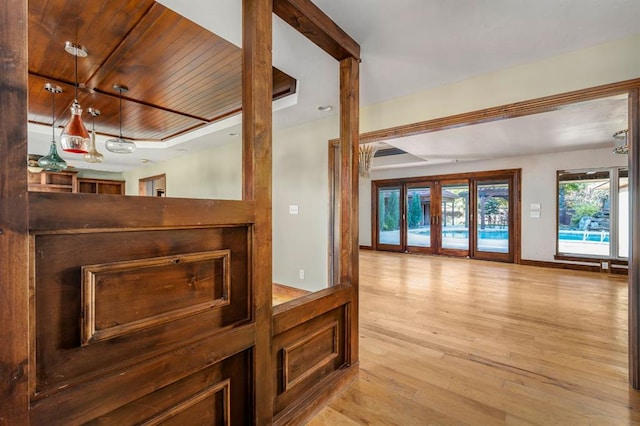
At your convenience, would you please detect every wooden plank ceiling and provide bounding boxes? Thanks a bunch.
[28,0,297,142]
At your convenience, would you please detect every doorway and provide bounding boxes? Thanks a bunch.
[373,170,520,262]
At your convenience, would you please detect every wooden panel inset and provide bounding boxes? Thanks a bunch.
[82,250,231,346]
[273,306,346,415]
[141,379,230,426]
[282,321,338,392]
[32,227,250,395]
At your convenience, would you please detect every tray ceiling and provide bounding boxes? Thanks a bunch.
[28,0,296,142]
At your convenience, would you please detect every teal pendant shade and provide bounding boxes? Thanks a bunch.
[38,140,67,172]
[38,83,67,172]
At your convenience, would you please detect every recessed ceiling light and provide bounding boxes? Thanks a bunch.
[317,105,333,112]
[140,158,152,164]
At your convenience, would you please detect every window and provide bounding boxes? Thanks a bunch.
[557,168,627,258]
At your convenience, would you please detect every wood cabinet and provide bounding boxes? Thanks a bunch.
[77,178,125,195]
[28,171,124,195]
[28,170,78,193]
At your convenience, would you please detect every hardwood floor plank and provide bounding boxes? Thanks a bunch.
[307,251,640,425]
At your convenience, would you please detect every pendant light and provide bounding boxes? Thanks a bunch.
[105,84,136,154]
[60,41,90,153]
[84,108,105,163]
[613,129,629,154]
[38,83,68,172]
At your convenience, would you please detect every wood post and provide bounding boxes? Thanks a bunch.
[0,0,30,423]
[242,0,274,421]
[340,57,360,364]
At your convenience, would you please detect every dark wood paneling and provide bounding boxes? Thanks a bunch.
[31,337,254,425]
[273,0,360,61]
[84,350,251,425]
[29,192,255,230]
[273,307,347,415]
[0,0,30,422]
[82,250,230,345]
[32,227,250,397]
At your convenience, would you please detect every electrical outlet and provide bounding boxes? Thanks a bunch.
[299,269,305,280]
[601,261,609,270]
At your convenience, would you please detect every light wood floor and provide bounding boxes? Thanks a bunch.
[307,250,640,425]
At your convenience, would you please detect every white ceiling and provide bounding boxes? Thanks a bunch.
[27,0,640,172]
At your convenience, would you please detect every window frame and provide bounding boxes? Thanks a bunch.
[556,167,628,260]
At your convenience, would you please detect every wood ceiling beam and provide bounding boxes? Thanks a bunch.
[273,0,360,61]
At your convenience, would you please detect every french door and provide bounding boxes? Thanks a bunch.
[373,170,520,262]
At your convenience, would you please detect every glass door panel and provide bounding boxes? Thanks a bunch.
[441,183,469,252]
[619,168,629,258]
[406,186,431,248]
[476,180,510,254]
[377,186,402,250]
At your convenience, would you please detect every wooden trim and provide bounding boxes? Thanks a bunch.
[629,88,640,388]
[373,168,522,187]
[520,259,602,273]
[282,321,339,392]
[141,379,231,426]
[357,78,640,144]
[554,254,628,265]
[81,251,231,346]
[242,0,273,422]
[273,0,360,61]
[273,285,352,335]
[29,193,255,230]
[0,0,29,422]
[273,283,312,299]
[359,245,373,250]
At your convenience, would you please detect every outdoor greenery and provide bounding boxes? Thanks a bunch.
[382,191,400,231]
[408,193,423,228]
[558,180,609,229]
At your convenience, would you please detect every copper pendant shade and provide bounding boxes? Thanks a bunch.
[60,41,91,154]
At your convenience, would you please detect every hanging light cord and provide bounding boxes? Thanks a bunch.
[51,87,56,140]
[74,49,79,103]
[118,90,123,138]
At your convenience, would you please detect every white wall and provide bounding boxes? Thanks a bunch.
[360,33,640,134]
[272,116,338,292]
[360,148,627,262]
[123,141,242,200]
[121,116,339,293]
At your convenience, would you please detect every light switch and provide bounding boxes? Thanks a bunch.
[530,211,541,218]
[530,203,541,210]
[289,204,299,215]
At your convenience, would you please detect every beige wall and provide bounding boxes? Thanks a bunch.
[122,33,640,289]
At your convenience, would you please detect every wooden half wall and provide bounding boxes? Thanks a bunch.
[1,0,360,424]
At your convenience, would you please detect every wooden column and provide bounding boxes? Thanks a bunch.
[0,0,30,423]
[629,88,640,389]
[340,57,360,364]
[242,0,274,422]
